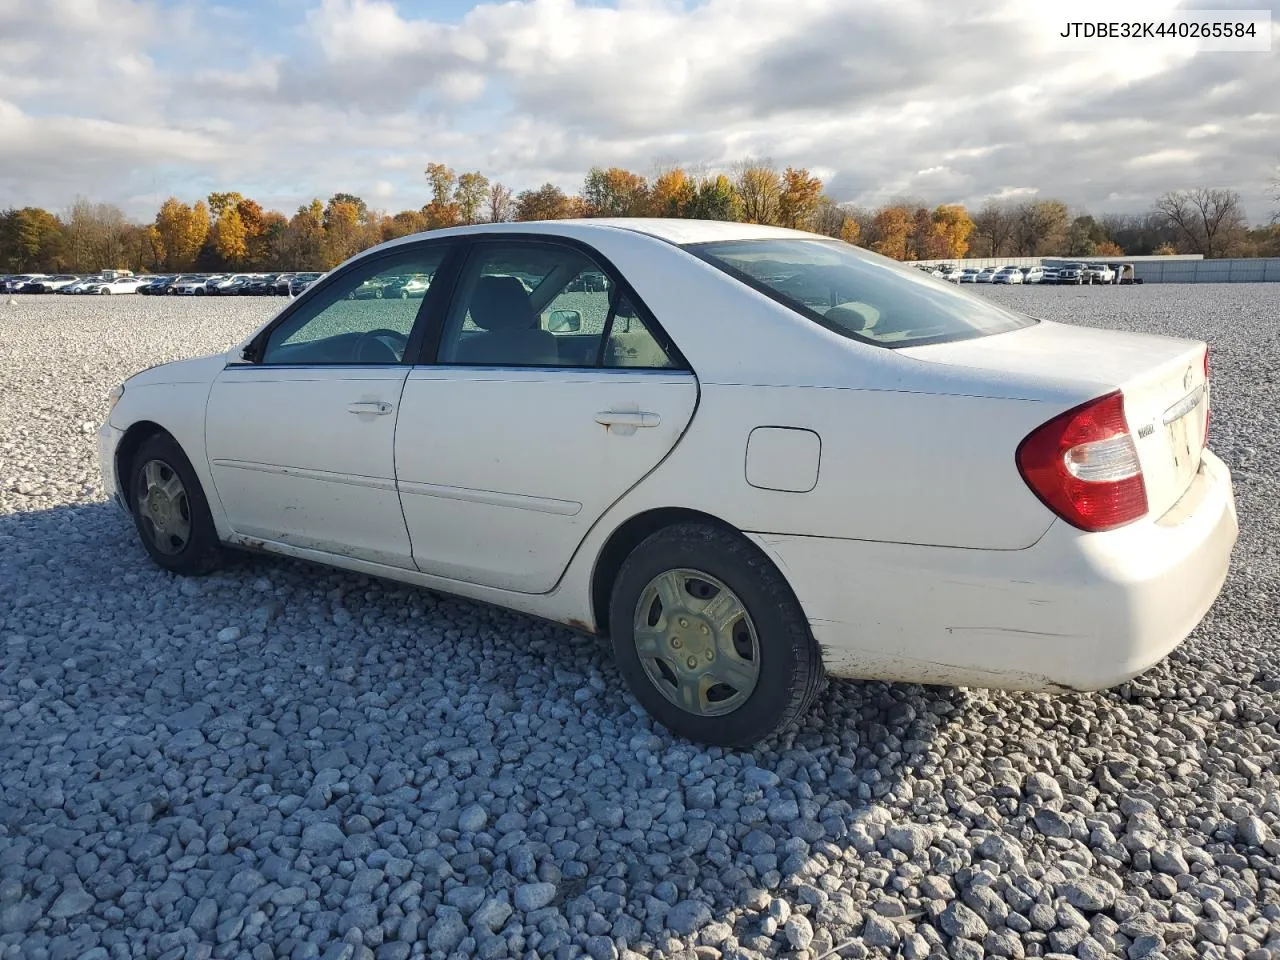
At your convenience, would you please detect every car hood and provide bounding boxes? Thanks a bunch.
[126,353,229,388]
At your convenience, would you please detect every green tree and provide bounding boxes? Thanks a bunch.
[583,167,650,217]
[423,163,461,228]
[0,207,65,271]
[207,192,244,218]
[455,172,490,225]
[685,175,740,221]
[286,199,327,270]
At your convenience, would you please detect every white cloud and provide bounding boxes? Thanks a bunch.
[0,0,1277,220]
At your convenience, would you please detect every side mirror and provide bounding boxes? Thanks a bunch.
[546,309,581,333]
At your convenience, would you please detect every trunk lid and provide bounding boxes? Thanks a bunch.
[901,319,1208,521]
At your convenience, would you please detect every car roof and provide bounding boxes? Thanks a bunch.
[369,217,823,257]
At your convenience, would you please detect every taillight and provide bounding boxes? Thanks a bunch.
[1016,391,1148,532]
[1202,346,1210,448]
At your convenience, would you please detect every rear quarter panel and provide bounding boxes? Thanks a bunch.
[594,382,1059,550]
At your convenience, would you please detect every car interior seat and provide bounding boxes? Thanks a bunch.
[453,275,559,365]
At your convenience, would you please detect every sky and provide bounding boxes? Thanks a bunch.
[1,0,1277,222]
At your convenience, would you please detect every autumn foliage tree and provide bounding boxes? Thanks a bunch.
[734,160,783,226]
[11,161,1275,274]
[650,168,696,217]
[778,168,824,230]
[153,198,209,271]
[515,183,577,221]
[869,205,912,260]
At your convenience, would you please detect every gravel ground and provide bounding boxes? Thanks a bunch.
[1,286,1278,960]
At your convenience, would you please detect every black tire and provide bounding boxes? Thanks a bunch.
[608,522,824,747]
[127,433,223,576]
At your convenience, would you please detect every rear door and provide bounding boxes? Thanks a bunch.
[395,238,698,593]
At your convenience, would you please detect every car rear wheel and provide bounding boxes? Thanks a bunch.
[609,522,824,747]
[128,433,223,576]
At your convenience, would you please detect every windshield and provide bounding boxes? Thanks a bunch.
[687,239,1034,347]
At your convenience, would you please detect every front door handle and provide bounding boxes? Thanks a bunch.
[348,400,394,416]
[595,410,661,429]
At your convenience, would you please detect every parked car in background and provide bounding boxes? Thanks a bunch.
[172,275,226,295]
[1056,263,1087,285]
[380,275,431,298]
[1020,266,1045,284]
[97,218,1236,747]
[137,275,176,295]
[993,266,1024,285]
[214,275,257,295]
[289,273,323,296]
[212,275,255,295]
[2,274,48,292]
[1040,266,1061,284]
[975,267,998,283]
[957,268,982,283]
[1086,263,1116,285]
[60,277,103,294]
[240,275,279,296]
[272,274,296,295]
[87,276,148,295]
[940,265,966,282]
[24,274,80,292]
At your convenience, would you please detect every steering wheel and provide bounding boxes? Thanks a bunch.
[354,328,408,363]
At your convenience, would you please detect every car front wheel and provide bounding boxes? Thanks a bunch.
[128,433,223,576]
[609,522,824,747]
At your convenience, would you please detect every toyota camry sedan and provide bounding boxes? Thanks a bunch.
[98,219,1238,746]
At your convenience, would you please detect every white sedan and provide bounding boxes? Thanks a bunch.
[98,219,1238,746]
[89,276,148,295]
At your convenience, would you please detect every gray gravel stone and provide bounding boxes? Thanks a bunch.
[1059,878,1118,912]
[667,900,712,935]
[514,882,556,912]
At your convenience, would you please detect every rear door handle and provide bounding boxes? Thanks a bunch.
[595,410,661,428]
[348,400,394,416]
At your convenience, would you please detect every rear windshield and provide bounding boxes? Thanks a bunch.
[686,238,1036,348]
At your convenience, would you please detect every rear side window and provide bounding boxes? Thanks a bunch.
[687,238,1035,348]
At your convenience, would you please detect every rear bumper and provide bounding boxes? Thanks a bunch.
[749,449,1238,691]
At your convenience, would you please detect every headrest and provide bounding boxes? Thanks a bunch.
[471,275,535,332]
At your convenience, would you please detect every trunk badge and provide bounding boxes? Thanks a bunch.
[1137,423,1155,439]
[1183,367,1193,390]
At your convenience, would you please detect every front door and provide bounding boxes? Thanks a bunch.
[205,243,451,568]
[396,239,698,593]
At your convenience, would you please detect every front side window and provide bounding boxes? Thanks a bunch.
[688,238,1035,348]
[438,243,676,369]
[261,247,449,364]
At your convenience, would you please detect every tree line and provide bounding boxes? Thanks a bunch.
[3,159,1278,274]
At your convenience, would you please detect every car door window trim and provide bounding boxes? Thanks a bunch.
[239,240,463,367]
[412,234,690,372]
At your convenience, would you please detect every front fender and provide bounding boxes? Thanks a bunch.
[108,376,231,539]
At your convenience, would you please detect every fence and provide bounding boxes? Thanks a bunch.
[1130,258,1280,283]
[909,254,1280,283]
